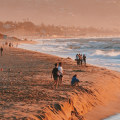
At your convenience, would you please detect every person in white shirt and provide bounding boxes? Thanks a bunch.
[58,62,63,85]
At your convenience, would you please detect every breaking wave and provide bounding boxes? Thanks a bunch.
[93,50,120,58]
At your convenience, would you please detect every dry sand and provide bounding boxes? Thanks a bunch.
[0,39,120,120]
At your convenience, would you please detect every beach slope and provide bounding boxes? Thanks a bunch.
[0,43,120,120]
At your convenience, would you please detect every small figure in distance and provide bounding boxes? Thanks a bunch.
[71,74,80,86]
[76,54,79,65]
[9,43,11,47]
[79,54,82,66]
[51,63,59,89]
[5,42,8,45]
[78,54,81,65]
[0,47,3,56]
[58,62,63,85]
[83,54,86,66]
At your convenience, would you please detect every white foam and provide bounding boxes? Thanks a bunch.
[94,50,120,57]
[18,37,120,72]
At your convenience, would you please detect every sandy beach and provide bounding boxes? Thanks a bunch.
[1,0,120,119]
[0,38,120,120]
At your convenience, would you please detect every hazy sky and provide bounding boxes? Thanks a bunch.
[0,0,120,29]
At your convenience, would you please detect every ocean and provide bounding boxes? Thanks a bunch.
[18,37,120,72]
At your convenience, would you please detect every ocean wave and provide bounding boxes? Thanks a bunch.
[92,50,120,59]
[95,50,120,56]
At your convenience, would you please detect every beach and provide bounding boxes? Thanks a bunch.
[0,38,120,120]
[18,37,120,72]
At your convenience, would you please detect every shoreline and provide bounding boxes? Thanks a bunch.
[0,39,120,120]
[85,95,120,120]
[18,45,120,73]
[21,35,120,41]
[17,40,120,73]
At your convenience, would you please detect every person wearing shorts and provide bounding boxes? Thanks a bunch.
[51,63,59,89]
[58,62,63,85]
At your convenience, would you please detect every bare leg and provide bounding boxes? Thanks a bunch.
[55,79,58,89]
[53,77,59,89]
[59,76,62,85]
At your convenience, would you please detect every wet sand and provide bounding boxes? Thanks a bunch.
[85,93,120,120]
[0,39,120,120]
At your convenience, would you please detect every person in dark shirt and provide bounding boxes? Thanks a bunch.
[76,54,79,65]
[71,74,80,86]
[0,47,3,56]
[51,63,59,89]
[83,54,86,66]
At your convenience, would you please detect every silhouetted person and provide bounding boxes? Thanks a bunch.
[83,54,86,66]
[76,54,79,65]
[5,42,8,45]
[78,54,81,65]
[0,47,3,56]
[9,43,11,47]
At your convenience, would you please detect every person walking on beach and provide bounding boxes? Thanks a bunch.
[71,74,80,86]
[83,54,86,66]
[58,62,63,85]
[51,63,59,89]
[0,47,3,56]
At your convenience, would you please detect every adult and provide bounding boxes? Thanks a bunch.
[71,74,80,86]
[58,62,63,85]
[80,54,83,66]
[9,43,11,47]
[78,54,81,65]
[51,63,59,89]
[83,54,86,66]
[5,42,8,45]
[0,47,3,56]
[76,54,79,65]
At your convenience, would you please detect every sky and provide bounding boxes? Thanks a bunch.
[0,0,120,29]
